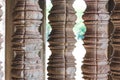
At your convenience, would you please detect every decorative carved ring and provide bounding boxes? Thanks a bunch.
[11,0,43,80]
[82,0,110,79]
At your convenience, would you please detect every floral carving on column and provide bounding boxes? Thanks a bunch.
[47,0,77,80]
[0,3,3,80]
[110,0,120,79]
[81,0,110,79]
[11,0,43,80]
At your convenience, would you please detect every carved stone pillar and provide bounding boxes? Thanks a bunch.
[0,3,3,80]
[47,0,76,80]
[11,0,43,80]
[110,0,120,79]
[81,0,110,79]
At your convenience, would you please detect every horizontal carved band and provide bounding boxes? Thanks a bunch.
[11,0,43,80]
[82,0,110,80]
[47,0,76,80]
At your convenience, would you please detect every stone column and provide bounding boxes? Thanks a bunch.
[81,0,110,79]
[110,0,120,79]
[47,0,77,80]
[11,0,43,80]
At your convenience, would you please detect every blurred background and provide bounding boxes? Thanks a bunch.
[0,0,5,80]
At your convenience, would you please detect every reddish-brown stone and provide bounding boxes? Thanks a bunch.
[110,0,120,80]
[47,0,77,80]
[81,0,110,80]
[11,0,43,80]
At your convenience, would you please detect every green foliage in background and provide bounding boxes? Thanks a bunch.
[46,2,52,40]
[73,6,86,40]
[46,1,86,40]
